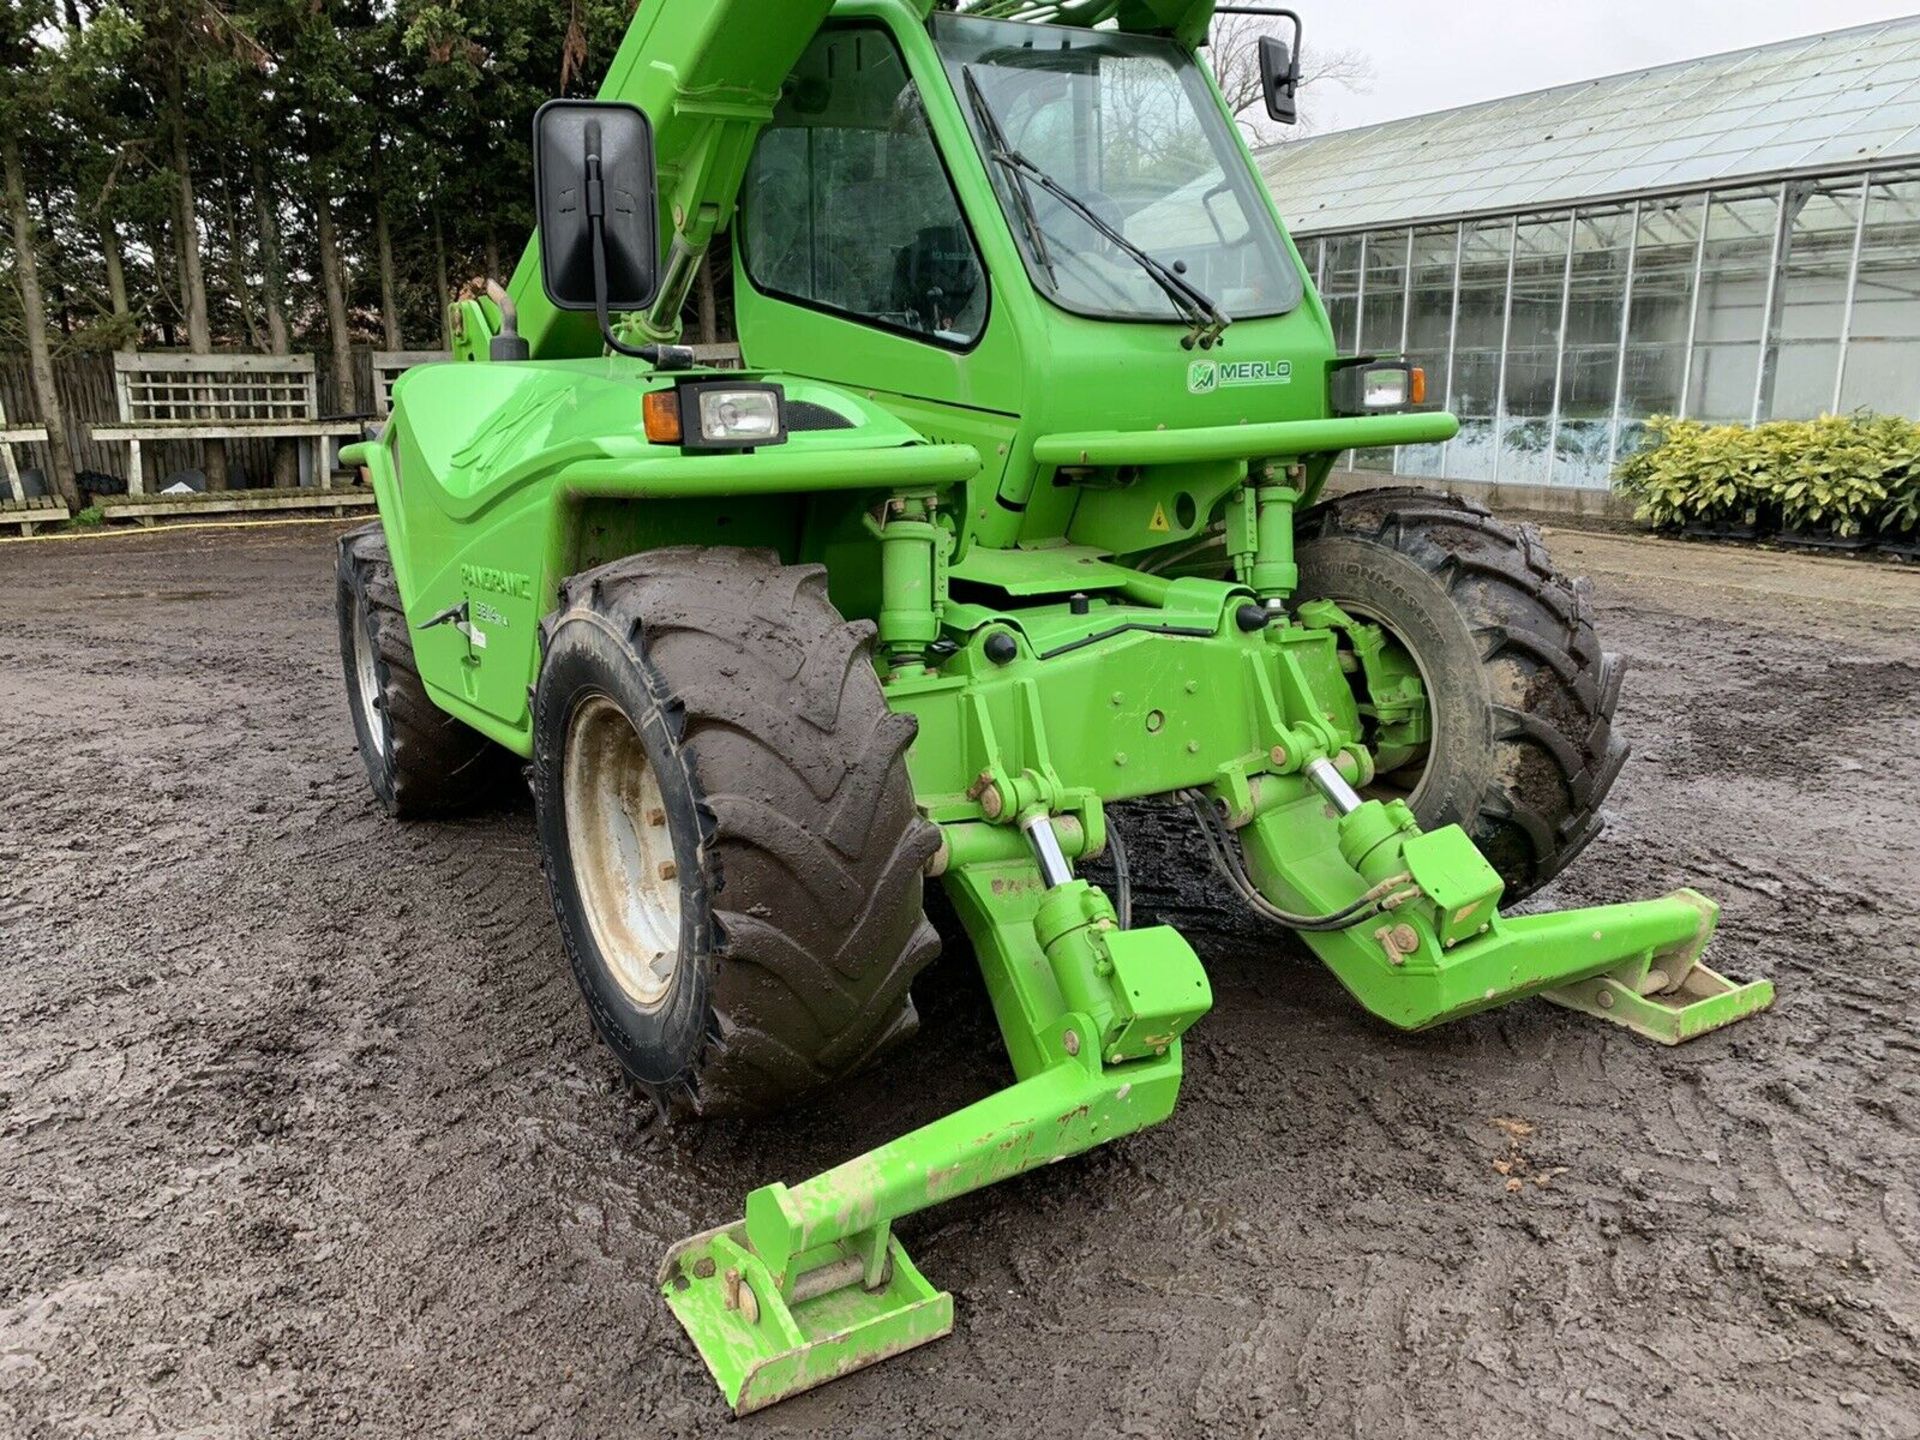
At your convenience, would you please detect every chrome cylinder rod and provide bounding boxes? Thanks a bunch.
[1306,756,1365,817]
[1021,812,1074,889]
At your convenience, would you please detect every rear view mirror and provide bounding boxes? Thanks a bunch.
[1258,14,1303,126]
[533,99,660,315]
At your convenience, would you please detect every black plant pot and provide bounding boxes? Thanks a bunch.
[1873,532,1920,562]
[1680,503,1776,543]
[1681,517,1763,542]
[1775,524,1874,554]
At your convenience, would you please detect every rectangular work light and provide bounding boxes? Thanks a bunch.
[653,381,789,452]
[1330,358,1427,415]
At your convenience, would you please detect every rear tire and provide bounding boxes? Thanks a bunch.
[1294,488,1628,901]
[532,547,940,1118]
[336,525,515,818]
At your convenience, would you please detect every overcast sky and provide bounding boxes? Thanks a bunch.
[1302,1,1920,133]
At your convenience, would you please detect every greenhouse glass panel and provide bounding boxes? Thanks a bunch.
[1500,215,1570,485]
[1360,229,1411,352]
[1768,177,1862,418]
[1840,173,1920,416]
[1617,194,1699,455]
[1322,234,1363,351]
[1356,229,1412,472]
[1774,180,1859,342]
[1686,188,1779,422]
[1773,341,1843,418]
[1842,340,1920,415]
[1400,225,1459,476]
[1449,217,1514,481]
[1556,207,1634,487]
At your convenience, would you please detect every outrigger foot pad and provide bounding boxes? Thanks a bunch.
[1541,888,1775,1043]
[660,1221,952,1415]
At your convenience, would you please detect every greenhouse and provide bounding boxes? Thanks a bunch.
[1258,17,1920,491]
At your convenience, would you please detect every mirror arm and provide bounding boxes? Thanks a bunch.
[584,149,693,370]
[484,279,530,362]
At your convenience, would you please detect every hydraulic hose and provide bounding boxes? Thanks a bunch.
[1109,819,1132,931]
[1180,790,1415,933]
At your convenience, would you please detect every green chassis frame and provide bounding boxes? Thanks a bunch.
[341,0,1774,1413]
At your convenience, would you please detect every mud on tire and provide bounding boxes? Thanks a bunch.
[1294,488,1628,901]
[336,525,516,818]
[531,547,941,1118]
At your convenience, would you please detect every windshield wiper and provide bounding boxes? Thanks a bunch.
[961,67,1058,288]
[961,66,1232,350]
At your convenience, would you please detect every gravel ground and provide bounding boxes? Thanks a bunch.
[2,520,1917,1440]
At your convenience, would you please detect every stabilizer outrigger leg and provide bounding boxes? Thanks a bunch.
[1536,889,1774,1043]
[1226,759,1775,1041]
[662,816,1210,1414]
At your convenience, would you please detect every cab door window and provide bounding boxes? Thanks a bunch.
[742,25,987,348]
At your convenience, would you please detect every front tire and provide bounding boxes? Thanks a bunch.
[1294,488,1628,901]
[532,547,940,1117]
[336,526,514,818]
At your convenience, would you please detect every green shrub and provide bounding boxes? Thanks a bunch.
[1613,412,1920,537]
[1880,441,1920,535]
[70,506,104,529]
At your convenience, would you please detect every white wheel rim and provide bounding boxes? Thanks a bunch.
[351,593,388,760]
[563,696,683,1011]
[1337,600,1440,811]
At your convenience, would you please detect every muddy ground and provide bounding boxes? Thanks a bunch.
[2,520,1917,1440]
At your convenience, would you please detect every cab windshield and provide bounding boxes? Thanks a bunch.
[933,14,1302,325]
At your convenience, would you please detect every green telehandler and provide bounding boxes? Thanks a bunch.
[336,0,1772,1412]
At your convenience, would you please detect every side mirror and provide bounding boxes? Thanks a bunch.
[1258,14,1303,126]
[532,99,660,315]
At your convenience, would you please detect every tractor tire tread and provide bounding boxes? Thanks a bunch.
[338,524,514,818]
[1298,488,1628,899]
[542,546,938,1118]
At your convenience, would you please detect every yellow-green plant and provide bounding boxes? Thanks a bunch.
[1613,416,1763,528]
[1614,412,1920,536]
[1885,470,1920,535]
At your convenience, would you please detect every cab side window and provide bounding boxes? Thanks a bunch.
[742,26,987,347]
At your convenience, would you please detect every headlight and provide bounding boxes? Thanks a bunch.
[698,388,782,444]
[1331,359,1427,415]
[674,381,788,451]
[1364,369,1410,408]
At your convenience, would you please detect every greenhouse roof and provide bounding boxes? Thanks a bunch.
[1259,16,1920,236]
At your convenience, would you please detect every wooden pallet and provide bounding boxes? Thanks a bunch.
[0,496,71,536]
[2,391,53,522]
[98,486,377,525]
[90,352,368,494]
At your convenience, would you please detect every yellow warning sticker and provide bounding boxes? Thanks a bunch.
[1148,503,1171,533]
